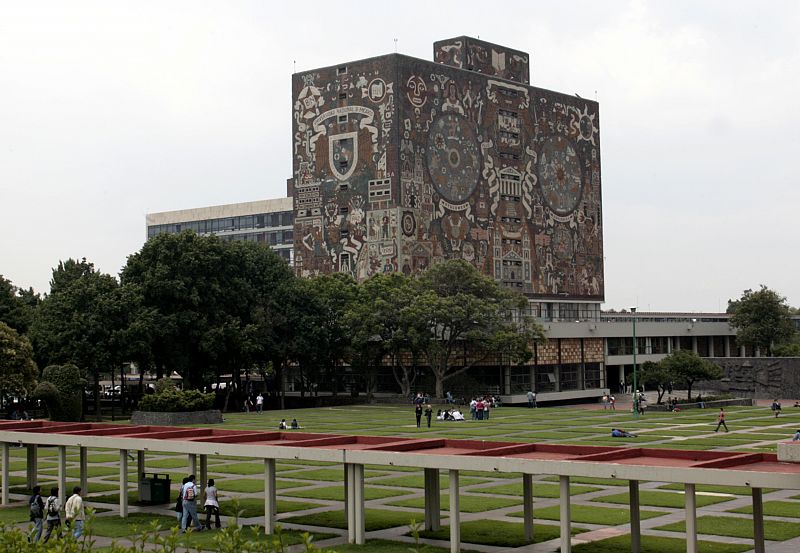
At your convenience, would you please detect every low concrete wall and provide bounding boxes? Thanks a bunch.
[647,398,754,412]
[702,357,800,399]
[130,409,223,426]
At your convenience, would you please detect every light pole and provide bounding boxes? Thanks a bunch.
[631,307,639,418]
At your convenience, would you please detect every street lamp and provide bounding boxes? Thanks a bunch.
[631,307,639,418]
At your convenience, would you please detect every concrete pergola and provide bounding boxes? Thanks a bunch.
[2,420,800,553]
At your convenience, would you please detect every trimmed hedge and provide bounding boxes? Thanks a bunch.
[137,379,214,412]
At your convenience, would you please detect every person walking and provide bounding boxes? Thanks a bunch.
[609,395,616,411]
[255,393,264,414]
[772,399,782,418]
[527,390,534,408]
[42,487,61,543]
[602,393,608,410]
[64,486,85,538]
[715,408,729,432]
[415,403,423,428]
[469,398,477,420]
[181,475,203,533]
[203,479,221,530]
[424,404,433,428]
[29,485,45,543]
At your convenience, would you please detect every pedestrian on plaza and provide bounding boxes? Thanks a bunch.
[203,479,221,530]
[28,485,45,543]
[42,487,61,543]
[415,403,423,427]
[602,393,609,410]
[620,380,625,394]
[244,397,252,413]
[424,404,433,428]
[793,430,800,441]
[64,486,85,538]
[609,395,616,411]
[469,398,477,419]
[256,393,264,414]
[180,475,203,533]
[715,408,729,432]
[772,399,782,418]
[476,397,485,420]
[484,398,491,420]
[527,390,534,408]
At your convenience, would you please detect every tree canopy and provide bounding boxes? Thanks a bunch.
[729,286,796,356]
[658,349,722,400]
[0,321,38,400]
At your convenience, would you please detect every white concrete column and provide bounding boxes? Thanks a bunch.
[674,337,680,351]
[199,454,208,498]
[137,451,145,479]
[188,453,197,477]
[708,337,715,357]
[424,468,441,531]
[522,473,534,541]
[449,469,460,553]
[752,488,765,553]
[755,347,761,358]
[79,447,89,494]
[1,442,9,505]
[263,459,276,534]
[26,444,37,489]
[560,476,571,553]
[685,483,697,553]
[119,449,129,518]
[343,463,349,524]
[691,336,698,354]
[724,336,731,357]
[629,480,641,553]
[57,446,67,502]
[740,345,746,357]
[353,464,365,545]
[667,336,673,353]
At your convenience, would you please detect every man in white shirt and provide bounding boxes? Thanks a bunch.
[181,475,203,533]
[256,393,264,414]
[64,486,85,538]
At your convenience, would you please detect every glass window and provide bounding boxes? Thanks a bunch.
[281,212,292,226]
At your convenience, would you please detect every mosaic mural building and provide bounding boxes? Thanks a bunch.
[292,36,603,304]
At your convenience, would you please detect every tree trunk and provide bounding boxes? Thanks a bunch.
[686,382,693,401]
[93,372,102,422]
[434,372,444,400]
[110,365,116,422]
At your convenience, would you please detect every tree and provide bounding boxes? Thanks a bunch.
[413,260,544,398]
[30,259,130,420]
[0,275,40,334]
[658,350,722,400]
[0,321,38,401]
[638,360,672,404]
[729,286,795,356]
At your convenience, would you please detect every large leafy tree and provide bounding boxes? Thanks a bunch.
[639,360,673,404]
[30,258,130,420]
[658,349,722,400]
[413,260,544,398]
[729,286,795,356]
[0,321,38,401]
[0,275,40,334]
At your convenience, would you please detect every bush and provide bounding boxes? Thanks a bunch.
[32,364,85,421]
[138,381,215,413]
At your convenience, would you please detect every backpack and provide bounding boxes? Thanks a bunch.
[30,495,42,518]
[183,484,196,500]
[46,497,58,517]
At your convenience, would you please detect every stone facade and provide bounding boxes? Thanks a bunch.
[130,409,223,426]
[292,37,603,301]
[702,357,800,399]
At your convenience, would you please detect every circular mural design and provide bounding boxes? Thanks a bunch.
[538,136,583,215]
[401,211,416,237]
[426,113,480,203]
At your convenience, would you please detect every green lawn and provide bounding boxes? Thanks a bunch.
[593,490,734,509]
[281,485,409,502]
[90,512,177,538]
[509,504,665,525]
[282,508,420,532]
[572,534,750,553]
[657,483,774,495]
[385,493,521,513]
[369,474,488,489]
[175,526,333,549]
[470,482,601,498]
[333,539,479,552]
[655,515,800,540]
[729,500,800,518]
[218,498,323,517]
[417,519,582,547]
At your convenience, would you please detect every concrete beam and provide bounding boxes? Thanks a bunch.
[522,473,533,541]
[752,488,765,553]
[264,458,276,534]
[424,468,441,531]
[57,446,67,502]
[629,480,641,553]
[449,469,460,553]
[120,449,128,518]
[560,475,571,553]
[1,442,8,505]
[26,444,37,489]
[79,447,89,494]
[685,483,697,553]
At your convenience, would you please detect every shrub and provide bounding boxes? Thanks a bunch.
[138,381,215,413]
[32,363,85,421]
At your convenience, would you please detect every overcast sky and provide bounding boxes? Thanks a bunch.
[1,0,798,311]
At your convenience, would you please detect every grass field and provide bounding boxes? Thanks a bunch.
[2,402,799,552]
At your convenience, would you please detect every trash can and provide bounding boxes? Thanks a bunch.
[139,473,171,504]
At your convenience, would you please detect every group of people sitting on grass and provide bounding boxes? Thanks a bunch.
[436,408,465,421]
[175,475,221,532]
[278,418,300,429]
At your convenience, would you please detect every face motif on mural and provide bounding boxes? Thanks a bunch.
[406,75,428,108]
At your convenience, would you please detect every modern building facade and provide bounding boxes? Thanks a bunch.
[145,197,295,263]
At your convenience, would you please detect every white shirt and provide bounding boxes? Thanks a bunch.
[204,485,219,508]
[181,481,198,501]
[256,395,264,405]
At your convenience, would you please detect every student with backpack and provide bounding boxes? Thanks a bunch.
[29,485,45,543]
[64,486,85,538]
[180,475,203,533]
[42,487,61,543]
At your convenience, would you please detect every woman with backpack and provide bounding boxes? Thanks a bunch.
[42,487,61,543]
[29,485,45,543]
